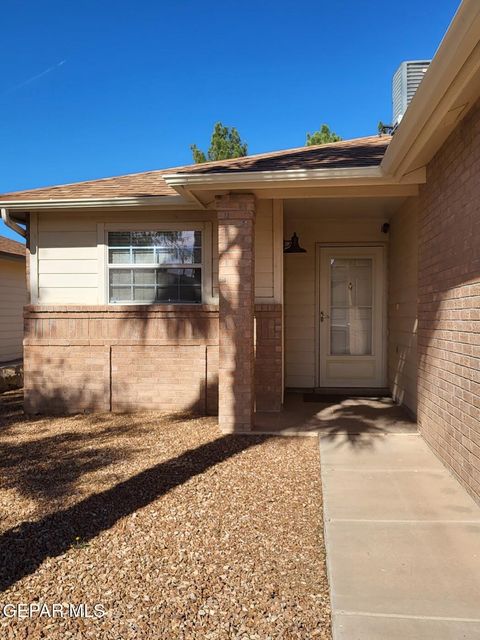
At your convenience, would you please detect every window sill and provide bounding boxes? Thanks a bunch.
[25,304,219,315]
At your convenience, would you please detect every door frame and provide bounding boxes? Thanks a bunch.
[314,242,388,388]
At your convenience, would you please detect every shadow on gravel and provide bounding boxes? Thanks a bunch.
[0,389,160,503]
[0,388,24,422]
[0,433,269,592]
[0,422,138,502]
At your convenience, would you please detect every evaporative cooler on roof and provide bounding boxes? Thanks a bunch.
[392,60,431,126]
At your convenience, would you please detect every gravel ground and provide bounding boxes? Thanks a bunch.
[0,390,331,639]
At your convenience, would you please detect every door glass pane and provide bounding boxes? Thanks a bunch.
[330,257,373,355]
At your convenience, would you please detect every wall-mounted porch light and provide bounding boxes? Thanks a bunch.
[283,232,306,254]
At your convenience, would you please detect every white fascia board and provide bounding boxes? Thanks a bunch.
[0,195,200,211]
[163,165,394,189]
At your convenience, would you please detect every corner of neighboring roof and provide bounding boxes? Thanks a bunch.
[0,235,26,258]
[382,0,480,178]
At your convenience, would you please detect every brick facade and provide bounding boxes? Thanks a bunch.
[255,304,283,411]
[25,345,110,414]
[418,98,480,502]
[23,302,283,417]
[216,194,256,432]
[24,305,219,415]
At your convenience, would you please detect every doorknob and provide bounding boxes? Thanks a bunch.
[320,311,330,322]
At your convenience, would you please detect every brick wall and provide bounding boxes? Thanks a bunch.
[25,345,110,414]
[255,304,283,411]
[217,194,256,432]
[24,305,219,415]
[111,345,209,413]
[24,303,283,416]
[418,98,480,502]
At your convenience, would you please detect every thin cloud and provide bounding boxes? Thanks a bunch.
[3,60,66,95]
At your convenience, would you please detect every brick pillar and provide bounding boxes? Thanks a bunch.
[216,194,256,432]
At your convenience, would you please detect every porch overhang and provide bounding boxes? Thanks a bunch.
[163,165,425,204]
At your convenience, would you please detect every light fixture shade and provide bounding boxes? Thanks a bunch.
[284,232,307,253]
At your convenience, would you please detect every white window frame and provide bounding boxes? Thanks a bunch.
[100,222,213,305]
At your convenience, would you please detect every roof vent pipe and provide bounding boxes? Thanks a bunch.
[1,208,26,238]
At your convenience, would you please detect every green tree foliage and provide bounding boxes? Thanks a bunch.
[305,124,342,146]
[190,145,207,164]
[191,122,248,163]
[377,121,394,135]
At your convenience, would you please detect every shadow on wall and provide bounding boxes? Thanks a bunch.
[23,354,110,415]
[390,332,416,409]
[387,200,419,416]
[24,218,257,423]
[24,348,218,416]
[415,109,480,502]
[111,222,249,425]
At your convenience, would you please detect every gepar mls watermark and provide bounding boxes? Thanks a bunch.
[1,603,106,619]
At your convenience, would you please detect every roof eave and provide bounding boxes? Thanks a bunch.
[163,164,425,192]
[0,194,201,211]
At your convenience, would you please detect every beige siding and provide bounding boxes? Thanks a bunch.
[33,202,281,305]
[388,199,418,415]
[284,217,387,388]
[37,219,99,303]
[0,257,27,362]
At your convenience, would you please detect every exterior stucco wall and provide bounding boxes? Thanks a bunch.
[388,198,418,415]
[0,256,27,363]
[417,98,480,502]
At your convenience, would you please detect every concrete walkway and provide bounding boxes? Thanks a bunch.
[319,432,480,640]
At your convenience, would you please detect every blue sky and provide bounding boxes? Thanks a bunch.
[0,0,460,240]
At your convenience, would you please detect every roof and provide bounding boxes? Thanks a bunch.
[0,236,26,257]
[0,135,390,202]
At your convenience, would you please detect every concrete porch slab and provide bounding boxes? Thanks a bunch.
[320,433,480,638]
[254,393,416,435]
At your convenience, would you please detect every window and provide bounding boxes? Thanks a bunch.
[108,230,202,304]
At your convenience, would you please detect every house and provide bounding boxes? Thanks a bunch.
[0,0,479,501]
[0,236,26,363]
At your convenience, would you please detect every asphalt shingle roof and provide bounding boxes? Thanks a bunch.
[0,236,26,257]
[0,135,390,202]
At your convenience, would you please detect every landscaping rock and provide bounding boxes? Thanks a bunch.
[0,393,331,638]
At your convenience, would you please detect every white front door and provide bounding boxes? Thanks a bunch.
[319,246,385,387]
